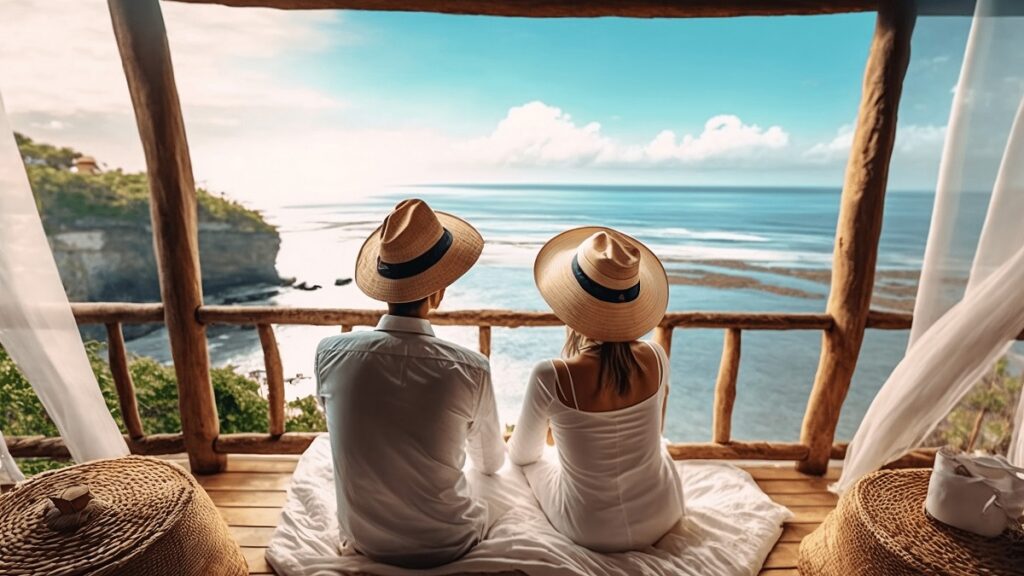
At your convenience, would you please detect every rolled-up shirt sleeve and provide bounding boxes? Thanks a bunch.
[466,366,506,475]
[508,361,555,466]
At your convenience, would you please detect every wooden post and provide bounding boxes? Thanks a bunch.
[712,328,741,444]
[108,0,225,473]
[105,323,144,440]
[478,325,492,357]
[653,325,673,358]
[258,325,286,437]
[798,0,915,474]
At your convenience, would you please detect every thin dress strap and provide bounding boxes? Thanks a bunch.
[555,358,581,410]
[643,341,664,388]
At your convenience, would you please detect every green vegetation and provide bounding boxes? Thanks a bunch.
[15,132,274,233]
[927,358,1022,454]
[1,343,325,476]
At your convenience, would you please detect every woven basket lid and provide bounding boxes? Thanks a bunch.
[800,469,1024,576]
[0,455,246,576]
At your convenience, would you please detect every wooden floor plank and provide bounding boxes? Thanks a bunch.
[200,456,833,575]
[771,492,838,506]
[787,506,834,524]
[744,466,841,481]
[779,523,816,543]
[199,472,293,491]
[210,490,288,508]
[242,547,273,574]
[229,526,276,547]
[762,542,800,569]
[756,477,833,494]
[226,458,299,474]
[220,506,283,527]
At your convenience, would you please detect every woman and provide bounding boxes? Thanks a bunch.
[509,227,684,552]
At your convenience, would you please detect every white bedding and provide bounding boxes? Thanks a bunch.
[267,435,792,576]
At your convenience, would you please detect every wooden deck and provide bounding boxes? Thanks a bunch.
[179,455,839,575]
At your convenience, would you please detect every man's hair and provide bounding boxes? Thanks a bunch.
[387,297,429,317]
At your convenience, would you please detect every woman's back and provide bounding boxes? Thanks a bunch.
[509,341,684,552]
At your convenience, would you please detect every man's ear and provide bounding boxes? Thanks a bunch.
[429,288,446,310]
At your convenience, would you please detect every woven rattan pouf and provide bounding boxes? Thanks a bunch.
[0,455,247,576]
[799,468,1024,575]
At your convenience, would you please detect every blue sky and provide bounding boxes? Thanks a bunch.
[0,2,971,206]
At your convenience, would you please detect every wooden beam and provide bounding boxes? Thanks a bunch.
[108,0,225,474]
[478,325,492,357]
[215,433,321,454]
[662,312,833,331]
[712,328,741,443]
[166,0,877,18]
[799,0,915,475]
[257,325,286,437]
[667,441,809,461]
[106,323,145,439]
[865,309,913,330]
[198,306,834,330]
[652,325,673,357]
[6,434,185,458]
[71,302,164,324]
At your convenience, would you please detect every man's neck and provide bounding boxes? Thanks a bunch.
[386,305,430,320]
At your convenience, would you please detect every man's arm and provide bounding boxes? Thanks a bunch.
[466,366,506,475]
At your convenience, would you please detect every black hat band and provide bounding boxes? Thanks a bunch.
[377,228,453,280]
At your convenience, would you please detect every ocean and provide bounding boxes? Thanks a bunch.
[128,184,977,443]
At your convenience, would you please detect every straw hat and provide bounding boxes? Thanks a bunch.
[535,227,668,342]
[355,199,483,303]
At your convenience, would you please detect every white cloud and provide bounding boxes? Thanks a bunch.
[641,115,789,164]
[461,101,789,168]
[803,124,856,163]
[459,102,615,166]
[804,122,946,164]
[0,0,342,117]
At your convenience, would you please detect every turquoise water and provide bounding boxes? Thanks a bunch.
[131,184,983,442]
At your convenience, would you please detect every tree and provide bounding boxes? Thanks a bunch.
[927,358,1023,454]
[1,343,326,475]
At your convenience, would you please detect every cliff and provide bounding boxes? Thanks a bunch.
[17,133,281,303]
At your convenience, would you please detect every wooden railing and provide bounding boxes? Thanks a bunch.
[8,302,935,465]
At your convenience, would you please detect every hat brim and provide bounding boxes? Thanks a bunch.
[534,227,668,342]
[355,212,483,303]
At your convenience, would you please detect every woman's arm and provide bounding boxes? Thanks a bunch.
[508,361,555,466]
[648,340,671,434]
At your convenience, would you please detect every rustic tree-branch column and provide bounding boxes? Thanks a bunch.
[108,0,225,473]
[798,0,915,474]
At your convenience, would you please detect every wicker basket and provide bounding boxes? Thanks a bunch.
[0,455,247,576]
[799,468,1024,576]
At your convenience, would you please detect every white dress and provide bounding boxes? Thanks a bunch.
[508,341,684,552]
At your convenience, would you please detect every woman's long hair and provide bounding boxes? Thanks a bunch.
[562,329,644,396]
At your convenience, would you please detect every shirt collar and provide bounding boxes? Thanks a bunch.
[375,314,435,337]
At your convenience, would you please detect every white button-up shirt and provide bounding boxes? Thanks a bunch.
[315,315,506,568]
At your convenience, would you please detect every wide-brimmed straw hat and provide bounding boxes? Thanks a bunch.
[535,227,668,342]
[355,199,483,303]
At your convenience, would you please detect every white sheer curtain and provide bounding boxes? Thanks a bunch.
[838,0,1024,491]
[0,92,129,465]
[0,430,24,483]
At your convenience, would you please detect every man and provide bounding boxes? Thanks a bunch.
[316,198,506,568]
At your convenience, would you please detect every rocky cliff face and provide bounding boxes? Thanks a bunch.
[49,219,280,302]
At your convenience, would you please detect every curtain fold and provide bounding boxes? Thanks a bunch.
[0,429,24,484]
[0,92,128,464]
[837,0,1024,491]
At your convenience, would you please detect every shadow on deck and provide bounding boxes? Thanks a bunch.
[174,455,840,575]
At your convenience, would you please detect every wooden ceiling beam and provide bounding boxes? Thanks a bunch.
[163,1,1009,17]
[164,0,880,17]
